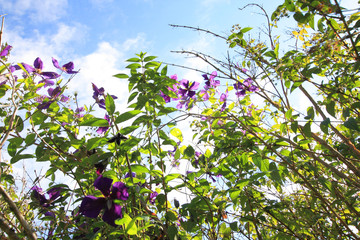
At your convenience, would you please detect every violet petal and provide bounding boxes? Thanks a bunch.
[79,196,106,218]
[94,175,113,197]
[102,202,122,227]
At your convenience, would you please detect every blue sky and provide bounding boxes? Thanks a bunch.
[1,0,286,109]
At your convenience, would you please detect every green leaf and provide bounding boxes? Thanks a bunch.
[128,92,138,103]
[115,110,142,124]
[303,121,312,138]
[144,56,157,62]
[320,118,330,134]
[240,27,252,33]
[125,217,138,235]
[329,18,340,30]
[126,63,142,69]
[168,225,178,240]
[11,154,34,164]
[184,145,195,159]
[304,106,314,120]
[291,121,298,133]
[164,173,181,183]
[170,128,183,142]
[31,111,48,125]
[87,137,107,150]
[79,118,109,127]
[105,94,115,115]
[131,164,149,174]
[120,125,139,135]
[344,117,359,131]
[113,73,129,79]
[25,133,36,146]
[126,57,140,62]
[326,101,336,117]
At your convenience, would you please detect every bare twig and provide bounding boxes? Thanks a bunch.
[0,186,37,240]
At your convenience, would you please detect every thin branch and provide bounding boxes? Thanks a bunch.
[0,186,37,240]
[0,214,22,240]
[169,24,227,41]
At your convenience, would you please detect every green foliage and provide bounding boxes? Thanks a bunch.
[1,1,360,239]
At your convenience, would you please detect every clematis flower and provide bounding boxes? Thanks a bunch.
[0,45,11,57]
[160,90,171,103]
[52,58,78,74]
[79,175,129,227]
[31,186,62,210]
[92,83,118,109]
[149,191,158,205]
[178,79,200,99]
[203,71,220,90]
[200,89,210,101]
[220,90,228,112]
[96,114,110,135]
[37,86,69,110]
[22,57,60,79]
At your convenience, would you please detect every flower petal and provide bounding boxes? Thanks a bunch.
[110,182,129,200]
[79,196,106,218]
[52,58,61,69]
[94,175,113,197]
[31,186,47,206]
[47,187,62,201]
[0,45,11,57]
[34,57,43,70]
[102,202,122,227]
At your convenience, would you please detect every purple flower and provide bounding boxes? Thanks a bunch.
[249,85,259,92]
[149,191,158,204]
[124,172,136,178]
[22,57,60,79]
[38,78,55,88]
[0,45,11,57]
[160,91,171,103]
[79,175,129,227]
[220,90,228,112]
[194,151,202,166]
[233,81,243,91]
[200,89,209,100]
[31,186,62,208]
[37,86,69,110]
[235,89,247,98]
[9,65,21,73]
[178,79,200,99]
[96,114,110,135]
[243,78,254,87]
[233,78,258,98]
[92,83,117,109]
[75,107,85,118]
[202,71,219,90]
[52,58,78,74]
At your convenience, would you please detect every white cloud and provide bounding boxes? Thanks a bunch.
[70,41,129,114]
[0,0,68,23]
[4,23,87,65]
[69,33,149,116]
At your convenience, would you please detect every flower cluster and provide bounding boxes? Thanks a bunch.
[79,175,129,227]
[92,83,118,109]
[200,71,219,100]
[159,74,200,109]
[36,86,70,110]
[233,77,258,98]
[31,186,62,216]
